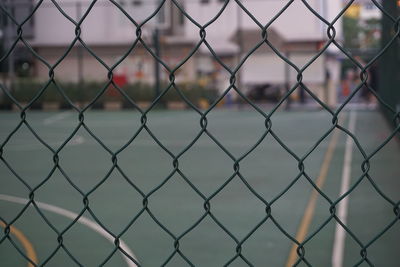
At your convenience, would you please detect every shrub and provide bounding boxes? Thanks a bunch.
[0,90,12,110]
[4,79,220,109]
[163,82,219,104]
[12,79,43,103]
[124,82,155,103]
[84,82,113,107]
[41,83,64,103]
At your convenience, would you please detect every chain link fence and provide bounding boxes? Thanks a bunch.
[0,0,399,266]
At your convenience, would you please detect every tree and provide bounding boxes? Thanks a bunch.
[343,16,362,49]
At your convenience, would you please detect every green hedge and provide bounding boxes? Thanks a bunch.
[0,80,219,109]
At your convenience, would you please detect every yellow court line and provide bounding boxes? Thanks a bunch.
[0,221,38,267]
[285,117,343,267]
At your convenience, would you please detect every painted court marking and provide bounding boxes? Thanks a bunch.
[332,111,357,267]
[43,111,72,125]
[6,134,85,152]
[0,221,38,267]
[285,114,345,267]
[0,194,138,267]
[70,135,85,145]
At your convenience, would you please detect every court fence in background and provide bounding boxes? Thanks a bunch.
[0,0,399,266]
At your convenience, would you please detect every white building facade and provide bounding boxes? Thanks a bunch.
[181,0,343,106]
[27,0,343,106]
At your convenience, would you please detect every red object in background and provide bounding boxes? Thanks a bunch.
[113,74,128,87]
[316,41,325,50]
[342,80,350,97]
[135,71,144,79]
[108,74,127,97]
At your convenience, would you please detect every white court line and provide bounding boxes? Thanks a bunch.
[332,111,357,267]
[0,194,138,267]
[43,111,72,125]
[6,135,85,152]
[70,135,85,145]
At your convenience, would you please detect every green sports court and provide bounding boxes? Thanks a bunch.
[0,108,399,266]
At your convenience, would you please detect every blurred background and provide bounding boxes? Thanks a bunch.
[0,0,398,111]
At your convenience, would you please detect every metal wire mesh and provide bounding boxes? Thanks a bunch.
[0,0,399,266]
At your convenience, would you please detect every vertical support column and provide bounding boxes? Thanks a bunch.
[326,56,339,108]
[0,3,7,85]
[284,51,291,110]
[153,27,161,101]
[6,0,15,90]
[76,2,84,86]
[236,0,244,106]
[236,1,243,92]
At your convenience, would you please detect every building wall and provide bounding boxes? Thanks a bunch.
[182,0,342,42]
[181,0,342,106]
[30,0,344,47]
[32,0,170,46]
[29,0,343,106]
[4,0,35,39]
[359,2,381,20]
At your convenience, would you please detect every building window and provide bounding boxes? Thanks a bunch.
[132,0,142,6]
[201,0,210,4]
[365,3,376,10]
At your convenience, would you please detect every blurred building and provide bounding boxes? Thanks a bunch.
[344,0,381,20]
[29,0,196,84]
[3,0,344,106]
[182,0,343,106]
[0,0,35,77]
[343,0,382,51]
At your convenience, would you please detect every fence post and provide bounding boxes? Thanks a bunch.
[236,0,243,105]
[76,1,84,86]
[379,0,400,122]
[285,51,291,110]
[153,27,161,102]
[5,0,15,91]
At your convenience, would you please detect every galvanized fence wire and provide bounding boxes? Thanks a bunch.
[0,0,399,266]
